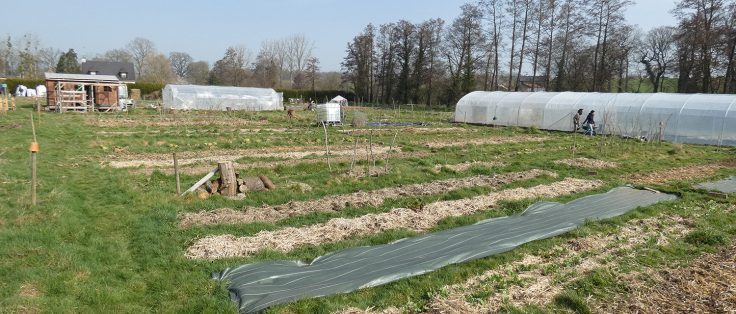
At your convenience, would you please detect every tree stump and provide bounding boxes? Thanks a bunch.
[218,162,238,196]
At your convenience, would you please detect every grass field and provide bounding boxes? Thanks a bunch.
[0,97,734,313]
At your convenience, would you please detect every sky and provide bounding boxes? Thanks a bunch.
[1,0,677,72]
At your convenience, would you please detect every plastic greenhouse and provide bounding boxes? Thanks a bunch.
[454,91,736,146]
[162,85,283,111]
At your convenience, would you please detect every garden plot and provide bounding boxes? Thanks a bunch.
[424,135,547,148]
[107,145,392,168]
[185,177,602,259]
[431,161,505,173]
[87,116,270,128]
[600,238,736,313]
[339,213,695,314]
[628,161,734,185]
[553,157,618,169]
[340,127,475,135]
[179,169,553,228]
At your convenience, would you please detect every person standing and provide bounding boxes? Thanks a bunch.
[573,108,583,132]
[583,110,596,135]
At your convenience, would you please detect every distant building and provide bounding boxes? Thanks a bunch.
[80,60,136,82]
[517,75,547,92]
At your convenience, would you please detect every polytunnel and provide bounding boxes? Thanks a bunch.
[454,91,736,146]
[162,84,283,111]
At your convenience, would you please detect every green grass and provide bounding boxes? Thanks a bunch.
[0,98,735,313]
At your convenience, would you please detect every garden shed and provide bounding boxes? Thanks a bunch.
[45,72,125,112]
[454,91,736,146]
[162,84,283,111]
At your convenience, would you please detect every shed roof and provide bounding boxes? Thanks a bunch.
[45,72,121,83]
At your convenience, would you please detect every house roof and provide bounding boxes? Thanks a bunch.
[45,72,121,83]
[80,61,136,81]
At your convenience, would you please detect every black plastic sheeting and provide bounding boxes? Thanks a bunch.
[214,187,676,313]
[696,176,736,193]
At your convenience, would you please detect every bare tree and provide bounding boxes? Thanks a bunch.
[640,26,676,92]
[514,0,532,91]
[101,49,133,63]
[126,37,156,78]
[169,51,193,79]
[141,53,175,84]
[285,34,314,82]
[186,61,210,85]
[38,47,62,72]
[210,46,252,86]
[305,56,320,95]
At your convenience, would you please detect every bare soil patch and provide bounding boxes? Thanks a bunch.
[185,177,600,259]
[340,127,475,136]
[553,157,618,169]
[601,242,736,314]
[179,169,555,229]
[17,282,41,298]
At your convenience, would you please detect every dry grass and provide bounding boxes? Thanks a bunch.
[431,161,505,174]
[17,282,41,298]
[179,169,555,229]
[423,135,547,149]
[628,161,736,185]
[553,157,618,169]
[601,242,736,313]
[87,116,269,128]
[185,177,601,259]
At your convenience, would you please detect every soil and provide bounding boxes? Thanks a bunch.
[179,169,555,229]
[184,177,601,259]
[87,116,269,128]
[553,157,618,169]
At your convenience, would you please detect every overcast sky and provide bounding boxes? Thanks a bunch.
[1,0,677,72]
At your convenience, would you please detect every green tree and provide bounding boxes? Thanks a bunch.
[56,49,80,73]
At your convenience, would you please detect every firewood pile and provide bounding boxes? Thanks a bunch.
[188,162,275,199]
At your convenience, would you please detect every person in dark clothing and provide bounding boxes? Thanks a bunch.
[582,110,596,135]
[573,108,583,132]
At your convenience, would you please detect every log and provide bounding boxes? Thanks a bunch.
[258,175,275,190]
[238,184,248,193]
[218,162,238,196]
[243,176,266,192]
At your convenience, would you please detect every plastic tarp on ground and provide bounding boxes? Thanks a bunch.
[454,92,736,146]
[214,187,676,313]
[162,84,283,111]
[696,177,736,193]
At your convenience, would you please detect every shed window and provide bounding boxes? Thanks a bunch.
[88,71,97,75]
[103,86,112,92]
[120,72,127,79]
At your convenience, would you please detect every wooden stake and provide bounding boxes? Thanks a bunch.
[30,113,38,206]
[322,121,332,171]
[369,129,375,167]
[173,152,181,195]
[384,130,399,172]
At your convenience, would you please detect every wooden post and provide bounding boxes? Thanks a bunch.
[369,129,375,167]
[173,153,181,195]
[658,121,663,144]
[384,130,399,172]
[218,162,237,196]
[322,121,332,171]
[349,132,359,173]
[30,113,39,206]
[11,97,16,111]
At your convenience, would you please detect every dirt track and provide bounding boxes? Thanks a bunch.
[185,177,602,259]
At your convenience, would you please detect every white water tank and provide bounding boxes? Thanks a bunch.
[315,103,341,124]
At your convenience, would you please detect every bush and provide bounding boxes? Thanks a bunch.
[127,82,165,96]
[351,112,367,127]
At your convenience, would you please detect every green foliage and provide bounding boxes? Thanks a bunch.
[56,48,80,73]
[127,82,165,96]
[684,229,727,246]
[277,89,356,102]
[553,292,592,314]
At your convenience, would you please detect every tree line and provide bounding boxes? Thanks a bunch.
[341,0,736,106]
[0,34,343,92]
